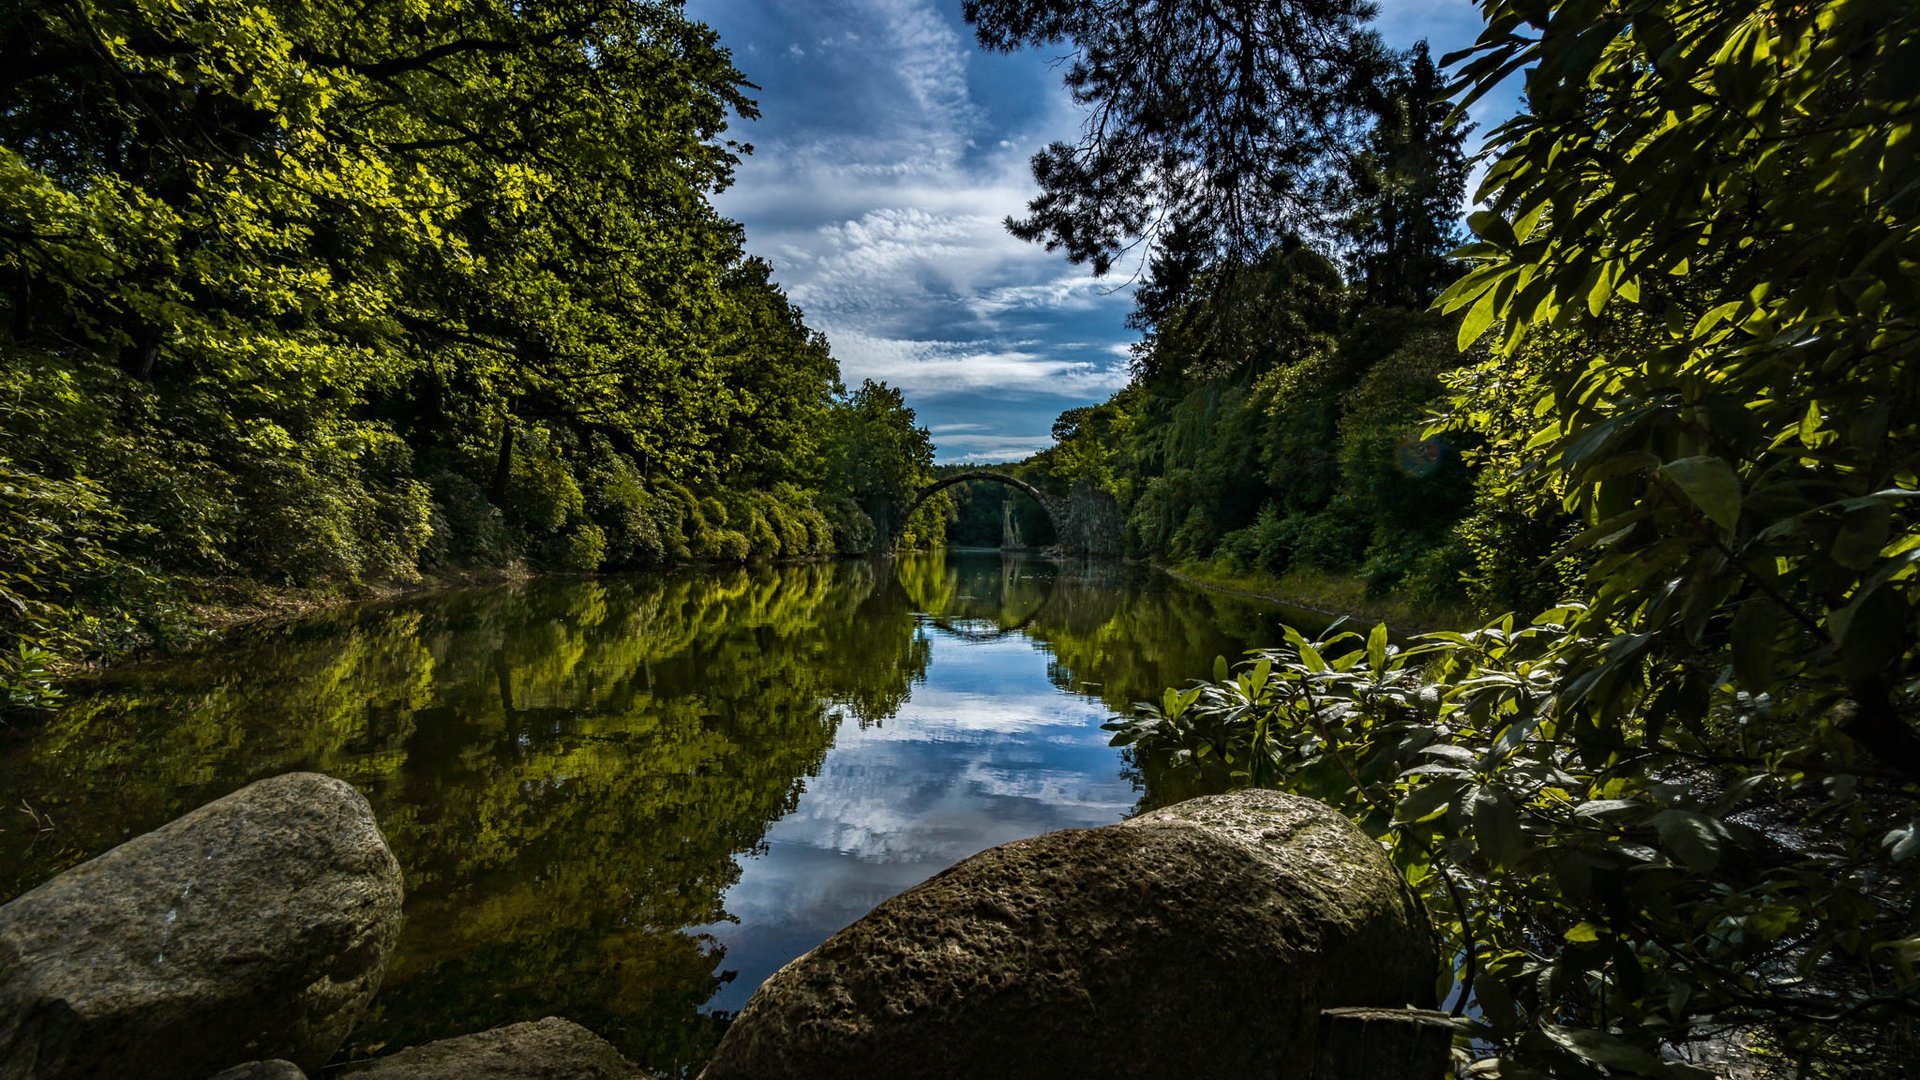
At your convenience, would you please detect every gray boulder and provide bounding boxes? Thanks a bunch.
[0,773,405,1080]
[702,788,1434,1080]
[343,1018,641,1079]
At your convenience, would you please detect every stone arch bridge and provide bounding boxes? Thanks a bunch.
[893,471,1122,557]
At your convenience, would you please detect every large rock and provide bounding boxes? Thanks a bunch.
[702,789,1434,1080]
[0,773,405,1080]
[343,1018,641,1079]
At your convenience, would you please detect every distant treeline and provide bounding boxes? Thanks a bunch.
[0,1,949,699]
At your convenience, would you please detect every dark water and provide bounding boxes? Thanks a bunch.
[0,551,1323,1074]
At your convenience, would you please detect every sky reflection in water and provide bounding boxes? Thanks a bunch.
[695,627,1137,1013]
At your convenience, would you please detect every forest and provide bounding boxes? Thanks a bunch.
[959,0,1920,1074]
[0,0,951,705]
[4,0,1918,1076]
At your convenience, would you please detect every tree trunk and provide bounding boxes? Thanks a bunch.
[490,413,515,503]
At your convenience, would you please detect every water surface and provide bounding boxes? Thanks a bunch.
[0,552,1319,1072]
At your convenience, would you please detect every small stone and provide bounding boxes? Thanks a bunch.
[344,1018,642,1079]
[0,773,405,1080]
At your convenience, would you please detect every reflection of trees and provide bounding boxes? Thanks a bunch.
[899,550,1056,642]
[0,563,927,1073]
[3,554,1326,1070]
[895,552,1330,809]
[817,561,931,727]
[895,552,1295,717]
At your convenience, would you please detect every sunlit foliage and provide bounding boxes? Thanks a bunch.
[0,1,942,704]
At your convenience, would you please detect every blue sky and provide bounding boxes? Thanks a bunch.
[685,0,1514,464]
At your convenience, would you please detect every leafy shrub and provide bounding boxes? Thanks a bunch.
[1290,500,1367,572]
[584,441,665,567]
[1215,503,1299,574]
[822,496,874,556]
[553,523,607,571]
[425,471,516,569]
[229,419,434,584]
[1116,614,1920,1077]
[1170,504,1222,561]
[502,425,586,543]
[0,458,134,710]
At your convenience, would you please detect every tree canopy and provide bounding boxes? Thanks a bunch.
[962,0,1389,274]
[0,0,943,707]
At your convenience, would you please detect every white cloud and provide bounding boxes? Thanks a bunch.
[966,273,1112,318]
[827,330,1129,398]
[701,0,1140,461]
[933,433,1059,462]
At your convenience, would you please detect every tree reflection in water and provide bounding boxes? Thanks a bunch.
[0,553,1313,1072]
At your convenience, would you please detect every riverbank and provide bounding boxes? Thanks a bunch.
[0,566,539,722]
[14,549,926,715]
[1159,560,1472,636]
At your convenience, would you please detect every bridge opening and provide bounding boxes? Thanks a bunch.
[907,472,1058,551]
[946,481,1057,550]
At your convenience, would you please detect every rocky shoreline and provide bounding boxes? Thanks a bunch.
[0,775,1449,1078]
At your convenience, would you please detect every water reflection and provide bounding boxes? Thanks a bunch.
[0,552,1311,1073]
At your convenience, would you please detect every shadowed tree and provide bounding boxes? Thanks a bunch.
[962,0,1389,276]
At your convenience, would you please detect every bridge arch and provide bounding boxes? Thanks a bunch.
[897,471,1062,548]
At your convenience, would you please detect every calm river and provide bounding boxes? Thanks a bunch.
[0,551,1325,1073]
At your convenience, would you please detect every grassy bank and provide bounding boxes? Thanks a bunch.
[1162,559,1473,636]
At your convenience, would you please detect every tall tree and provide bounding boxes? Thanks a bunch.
[823,381,938,542]
[1338,41,1471,309]
[963,0,1388,276]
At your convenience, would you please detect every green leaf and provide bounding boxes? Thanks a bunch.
[1472,785,1524,867]
[1798,400,1822,448]
[1886,822,1920,862]
[1458,286,1501,349]
[1573,798,1644,819]
[1652,809,1725,874]
[1468,209,1517,247]
[1541,1023,1712,1078]
[1658,456,1742,532]
[1396,779,1463,824]
[1831,506,1892,571]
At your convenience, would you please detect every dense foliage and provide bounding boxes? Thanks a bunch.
[994,36,1485,619]
[1077,0,1920,1074]
[0,0,943,706]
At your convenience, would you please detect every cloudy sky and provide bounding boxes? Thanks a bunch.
[684,0,1514,464]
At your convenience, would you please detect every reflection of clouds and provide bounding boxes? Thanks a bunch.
[847,687,1106,740]
[697,626,1140,1012]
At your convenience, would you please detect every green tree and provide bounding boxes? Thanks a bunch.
[1337,41,1471,310]
[1121,0,1920,1074]
[1,0,872,674]
[823,380,943,549]
[962,0,1388,273]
